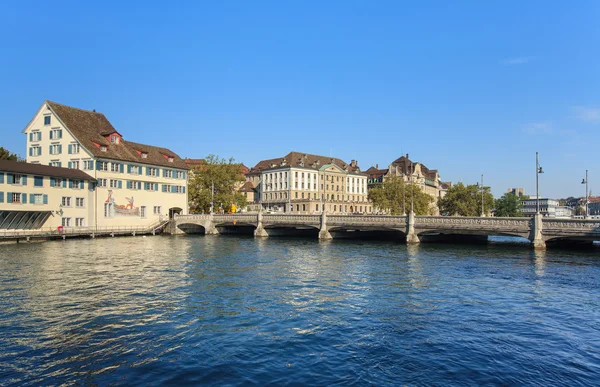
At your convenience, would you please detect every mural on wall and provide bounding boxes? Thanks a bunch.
[105,190,140,216]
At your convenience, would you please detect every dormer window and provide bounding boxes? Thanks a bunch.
[110,135,119,144]
[101,146,107,152]
[141,152,148,158]
[168,157,174,163]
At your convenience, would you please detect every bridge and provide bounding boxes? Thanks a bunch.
[173,212,600,249]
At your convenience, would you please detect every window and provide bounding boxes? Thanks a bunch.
[173,186,184,194]
[49,161,62,167]
[70,143,81,154]
[13,175,23,185]
[110,135,119,144]
[141,206,147,218]
[71,160,80,169]
[34,176,43,187]
[11,193,21,203]
[176,171,185,179]
[50,129,62,140]
[153,206,161,215]
[30,131,42,142]
[148,167,158,177]
[101,146,107,152]
[30,146,42,156]
[72,179,82,189]
[44,115,51,125]
[165,170,173,178]
[83,160,94,170]
[145,182,158,191]
[50,144,62,155]
[76,197,85,207]
[62,217,71,227]
[141,152,148,158]
[62,197,72,207]
[109,179,121,188]
[130,181,142,190]
[98,178,107,187]
[111,162,122,172]
[168,157,174,163]
[75,218,85,227]
[104,203,111,217]
[98,161,109,171]
[33,194,43,204]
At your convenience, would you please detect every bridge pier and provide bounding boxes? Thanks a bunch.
[254,212,269,238]
[531,214,546,250]
[406,211,420,244]
[318,212,333,240]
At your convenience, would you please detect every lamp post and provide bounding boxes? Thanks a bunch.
[210,180,214,214]
[536,152,544,215]
[581,170,588,219]
[480,174,484,217]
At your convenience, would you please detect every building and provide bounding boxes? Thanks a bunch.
[522,197,559,217]
[0,159,96,230]
[508,188,525,197]
[246,151,372,214]
[364,154,450,214]
[22,101,189,227]
[555,206,574,218]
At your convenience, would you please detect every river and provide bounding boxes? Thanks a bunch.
[1,236,599,386]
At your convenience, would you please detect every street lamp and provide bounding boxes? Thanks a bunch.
[476,174,485,217]
[536,152,544,215]
[581,170,588,219]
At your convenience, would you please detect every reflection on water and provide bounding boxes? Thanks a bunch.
[1,236,600,386]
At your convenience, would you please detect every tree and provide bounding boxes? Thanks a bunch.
[494,192,524,217]
[368,175,435,215]
[0,147,21,161]
[438,182,494,216]
[188,155,247,213]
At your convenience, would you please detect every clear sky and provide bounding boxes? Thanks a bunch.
[1,1,598,198]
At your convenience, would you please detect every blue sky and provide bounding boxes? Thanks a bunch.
[1,1,598,198]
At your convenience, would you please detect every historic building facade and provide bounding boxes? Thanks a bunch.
[246,152,372,214]
[363,154,451,214]
[0,160,96,230]
[22,101,189,228]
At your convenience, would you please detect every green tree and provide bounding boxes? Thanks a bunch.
[368,175,435,215]
[494,192,524,217]
[0,147,21,161]
[188,155,247,213]
[438,182,494,216]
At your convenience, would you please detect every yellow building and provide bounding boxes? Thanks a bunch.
[0,160,95,230]
[246,152,372,214]
[22,101,189,228]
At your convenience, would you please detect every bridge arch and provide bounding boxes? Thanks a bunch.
[177,223,207,234]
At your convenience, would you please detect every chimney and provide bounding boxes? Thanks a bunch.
[376,163,378,169]
[350,160,358,168]
[406,153,409,160]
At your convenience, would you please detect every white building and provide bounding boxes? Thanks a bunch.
[522,197,559,217]
[22,101,189,228]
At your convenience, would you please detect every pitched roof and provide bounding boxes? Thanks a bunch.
[391,154,438,180]
[239,181,255,192]
[46,101,188,170]
[0,160,95,181]
[248,151,364,175]
[364,166,389,179]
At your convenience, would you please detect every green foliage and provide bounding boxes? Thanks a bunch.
[368,175,435,215]
[188,155,247,213]
[0,147,21,161]
[494,193,524,217]
[438,182,494,216]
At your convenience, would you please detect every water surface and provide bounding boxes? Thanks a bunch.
[1,236,599,386]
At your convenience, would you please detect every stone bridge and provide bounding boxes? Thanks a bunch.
[173,213,600,249]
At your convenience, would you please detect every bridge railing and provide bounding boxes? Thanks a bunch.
[542,218,600,230]
[327,214,407,226]
[213,214,259,223]
[263,214,321,223]
[415,216,532,228]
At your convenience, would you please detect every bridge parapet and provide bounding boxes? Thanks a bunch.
[327,215,407,228]
[263,214,321,226]
[213,214,259,224]
[416,216,531,228]
[542,218,600,230]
